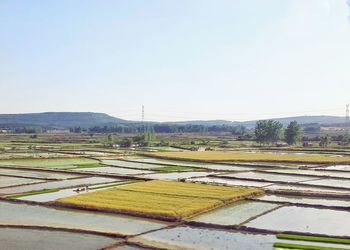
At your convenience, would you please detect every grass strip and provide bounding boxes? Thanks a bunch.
[277,234,350,245]
[89,180,143,190]
[68,163,104,169]
[274,242,350,250]
[7,189,59,198]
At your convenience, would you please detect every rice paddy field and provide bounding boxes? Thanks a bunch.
[148,151,350,164]
[1,137,350,249]
[56,180,263,221]
[0,157,100,169]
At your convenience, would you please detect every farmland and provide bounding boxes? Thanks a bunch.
[1,133,350,249]
[148,151,350,164]
[57,180,262,221]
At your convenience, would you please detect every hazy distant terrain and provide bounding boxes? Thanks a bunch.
[0,112,127,128]
[0,112,346,129]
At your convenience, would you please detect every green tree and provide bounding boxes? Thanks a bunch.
[255,120,283,145]
[120,138,132,147]
[284,121,301,145]
[319,135,330,148]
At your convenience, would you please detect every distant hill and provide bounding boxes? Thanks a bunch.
[238,116,346,128]
[0,112,346,130]
[170,116,346,128]
[167,120,238,126]
[0,112,128,128]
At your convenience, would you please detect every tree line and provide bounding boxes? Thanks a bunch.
[71,124,246,135]
[254,120,338,147]
[254,120,302,145]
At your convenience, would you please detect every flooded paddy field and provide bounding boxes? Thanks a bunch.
[302,178,350,189]
[142,171,215,180]
[16,180,138,202]
[0,176,120,195]
[0,175,44,188]
[59,150,118,156]
[191,201,280,226]
[189,176,273,187]
[245,205,350,236]
[216,171,321,183]
[255,194,350,208]
[0,167,83,180]
[0,157,100,169]
[264,183,350,194]
[0,201,168,235]
[100,159,163,169]
[262,168,350,178]
[123,157,263,171]
[0,227,121,250]
[73,166,154,175]
[0,152,73,160]
[2,144,350,249]
[130,225,275,250]
[316,164,350,171]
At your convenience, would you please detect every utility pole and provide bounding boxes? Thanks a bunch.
[346,104,350,135]
[142,105,145,134]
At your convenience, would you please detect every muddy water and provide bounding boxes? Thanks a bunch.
[192,201,280,225]
[0,177,121,195]
[245,206,350,236]
[131,226,275,250]
[74,166,153,175]
[0,201,168,235]
[189,177,273,187]
[0,176,44,188]
[256,194,350,207]
[222,172,320,183]
[0,227,119,250]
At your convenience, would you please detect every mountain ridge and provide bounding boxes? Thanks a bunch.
[0,112,346,129]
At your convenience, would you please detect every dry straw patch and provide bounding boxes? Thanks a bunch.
[57,180,262,221]
[147,151,350,164]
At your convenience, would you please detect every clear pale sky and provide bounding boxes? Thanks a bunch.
[1,0,350,121]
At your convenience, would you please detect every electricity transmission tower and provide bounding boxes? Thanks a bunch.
[142,105,145,134]
[347,104,350,135]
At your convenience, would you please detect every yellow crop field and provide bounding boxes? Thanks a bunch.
[57,180,262,221]
[147,151,350,164]
[117,180,262,202]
